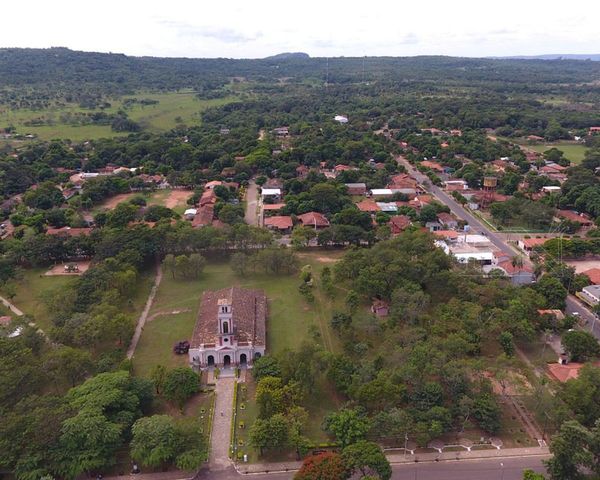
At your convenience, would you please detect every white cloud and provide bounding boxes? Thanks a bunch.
[2,0,599,58]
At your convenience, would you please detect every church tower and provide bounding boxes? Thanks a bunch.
[217,297,235,346]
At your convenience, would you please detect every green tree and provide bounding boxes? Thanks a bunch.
[523,470,546,480]
[252,356,282,381]
[294,452,350,480]
[162,367,199,410]
[256,376,284,419]
[323,408,371,448]
[499,331,515,357]
[150,364,167,394]
[249,413,290,455]
[44,346,94,387]
[562,330,600,362]
[545,420,592,480]
[130,415,180,468]
[342,441,391,480]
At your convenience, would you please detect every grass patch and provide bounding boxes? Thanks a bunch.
[526,142,588,164]
[0,91,238,141]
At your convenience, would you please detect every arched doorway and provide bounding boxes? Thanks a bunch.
[223,355,231,367]
[240,353,247,366]
[207,355,215,367]
[254,352,262,360]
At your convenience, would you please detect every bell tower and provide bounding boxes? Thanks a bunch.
[217,297,234,346]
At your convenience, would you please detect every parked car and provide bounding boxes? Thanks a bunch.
[173,340,190,354]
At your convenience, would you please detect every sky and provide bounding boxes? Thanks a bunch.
[2,0,600,59]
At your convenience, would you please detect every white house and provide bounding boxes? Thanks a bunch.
[261,188,282,200]
[334,115,349,124]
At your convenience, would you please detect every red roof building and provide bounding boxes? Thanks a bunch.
[555,210,593,227]
[356,200,381,213]
[297,212,330,229]
[583,268,600,285]
[264,216,293,232]
[420,160,445,172]
[389,215,411,235]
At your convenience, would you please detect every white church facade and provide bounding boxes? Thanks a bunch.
[189,287,267,369]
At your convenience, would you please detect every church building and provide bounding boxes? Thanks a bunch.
[189,287,267,369]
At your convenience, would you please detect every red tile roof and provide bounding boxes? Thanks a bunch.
[356,200,381,212]
[583,268,600,285]
[262,203,286,211]
[298,211,330,228]
[433,230,459,240]
[389,215,411,234]
[264,216,293,230]
[556,210,593,225]
[521,238,548,249]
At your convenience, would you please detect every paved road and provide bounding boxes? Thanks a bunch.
[244,180,260,227]
[194,456,547,479]
[397,154,600,343]
[210,377,236,471]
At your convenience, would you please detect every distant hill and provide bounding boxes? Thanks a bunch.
[493,54,600,61]
[264,52,310,60]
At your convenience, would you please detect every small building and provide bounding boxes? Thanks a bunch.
[264,216,293,233]
[433,230,459,241]
[371,299,390,317]
[426,221,442,232]
[541,186,561,194]
[184,208,198,220]
[444,179,468,191]
[188,287,266,369]
[262,203,286,215]
[517,237,548,256]
[389,215,411,235]
[376,202,398,213]
[205,180,223,190]
[588,127,600,135]
[220,128,231,135]
[582,268,600,285]
[334,115,348,124]
[345,183,367,196]
[555,210,593,229]
[356,200,381,213]
[580,284,600,306]
[272,127,289,136]
[369,188,394,198]
[297,211,330,229]
[437,212,458,230]
[260,188,282,200]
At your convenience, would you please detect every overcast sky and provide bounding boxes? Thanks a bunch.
[2,0,599,59]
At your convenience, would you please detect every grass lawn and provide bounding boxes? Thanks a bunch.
[0,268,76,331]
[0,91,238,141]
[527,142,588,164]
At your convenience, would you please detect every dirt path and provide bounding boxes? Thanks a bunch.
[244,180,259,226]
[163,189,193,209]
[127,262,163,360]
[0,295,24,316]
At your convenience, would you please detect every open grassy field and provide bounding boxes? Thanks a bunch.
[132,251,345,377]
[90,188,193,216]
[0,91,238,141]
[526,142,588,163]
[0,267,154,334]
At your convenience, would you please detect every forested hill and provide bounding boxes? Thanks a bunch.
[3,47,600,92]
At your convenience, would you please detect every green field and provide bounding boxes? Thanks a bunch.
[132,252,344,377]
[0,91,238,141]
[526,142,588,164]
[0,267,154,334]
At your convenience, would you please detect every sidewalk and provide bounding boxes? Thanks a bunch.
[236,446,550,474]
[210,377,236,470]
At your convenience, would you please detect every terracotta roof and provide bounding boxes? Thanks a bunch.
[547,362,589,383]
[583,268,600,285]
[521,238,548,249]
[556,210,593,225]
[537,309,565,320]
[496,259,534,275]
[389,215,411,234]
[199,189,217,207]
[264,216,293,230]
[190,287,266,348]
[437,212,457,224]
[262,203,286,211]
[356,200,381,212]
[298,211,330,228]
[433,230,459,240]
[192,204,214,227]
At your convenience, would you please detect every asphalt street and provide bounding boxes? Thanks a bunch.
[194,456,548,479]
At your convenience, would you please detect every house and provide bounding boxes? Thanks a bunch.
[263,178,284,190]
[260,188,282,201]
[264,216,293,233]
[589,127,600,135]
[409,195,433,209]
[541,186,561,194]
[262,203,286,215]
[540,164,566,175]
[388,174,418,190]
[426,221,442,232]
[297,211,330,229]
[192,204,215,228]
[517,237,548,256]
[184,208,197,220]
[46,227,92,237]
[437,212,458,230]
[334,115,348,124]
[345,183,367,196]
[205,180,223,190]
[356,200,381,213]
[188,287,266,369]
[389,215,411,235]
[537,309,565,322]
[494,258,535,285]
[371,299,390,318]
[437,234,496,265]
[580,284,600,306]
[433,230,459,241]
[444,180,468,191]
[582,268,600,285]
[296,165,310,178]
[272,127,289,136]
[369,188,394,198]
[555,210,593,228]
[199,189,217,207]
[376,202,398,213]
[547,361,600,383]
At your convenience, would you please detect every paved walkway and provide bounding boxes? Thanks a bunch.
[0,295,24,316]
[127,262,163,359]
[210,377,236,471]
